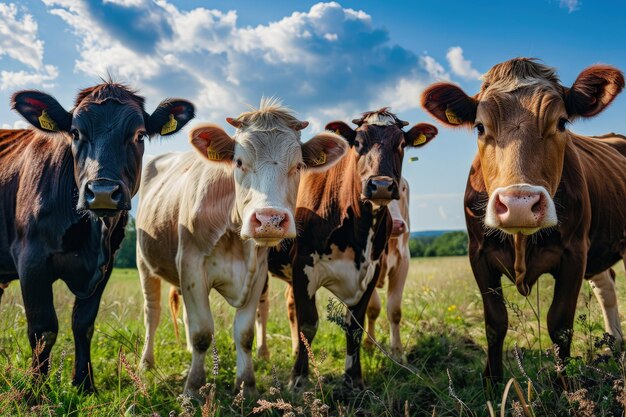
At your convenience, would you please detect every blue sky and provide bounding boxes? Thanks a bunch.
[1,0,625,230]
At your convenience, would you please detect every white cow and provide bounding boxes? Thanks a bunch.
[136,99,347,398]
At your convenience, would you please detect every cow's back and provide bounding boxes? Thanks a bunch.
[136,151,236,282]
[570,135,626,274]
[0,129,76,278]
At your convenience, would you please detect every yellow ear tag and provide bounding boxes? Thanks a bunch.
[445,107,462,125]
[160,114,178,135]
[38,110,58,132]
[335,129,341,135]
[413,133,427,146]
[206,147,222,161]
[310,151,327,166]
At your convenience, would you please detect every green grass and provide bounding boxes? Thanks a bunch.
[1,257,626,416]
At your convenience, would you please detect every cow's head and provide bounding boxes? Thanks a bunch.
[189,98,347,246]
[12,83,194,217]
[422,58,624,235]
[326,108,437,208]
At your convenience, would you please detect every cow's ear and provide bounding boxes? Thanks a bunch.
[566,65,625,118]
[421,83,477,127]
[11,91,72,132]
[325,121,356,145]
[147,99,195,137]
[405,123,438,148]
[190,124,235,163]
[302,131,348,172]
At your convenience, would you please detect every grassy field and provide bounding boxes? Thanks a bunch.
[1,257,626,416]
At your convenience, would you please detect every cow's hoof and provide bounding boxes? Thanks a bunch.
[183,387,204,403]
[139,357,155,371]
[288,375,310,393]
[73,379,98,395]
[390,348,406,363]
[234,377,259,399]
[257,346,270,361]
[342,375,364,392]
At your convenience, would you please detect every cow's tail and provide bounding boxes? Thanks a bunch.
[169,286,181,343]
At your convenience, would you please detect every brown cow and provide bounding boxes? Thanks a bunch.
[421,58,626,382]
[364,177,411,360]
[266,109,437,390]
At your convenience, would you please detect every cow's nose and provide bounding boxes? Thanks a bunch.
[364,176,398,201]
[494,190,544,228]
[250,208,292,239]
[83,179,128,212]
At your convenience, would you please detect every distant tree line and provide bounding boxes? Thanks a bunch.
[114,218,469,268]
[409,231,468,257]
[114,216,137,268]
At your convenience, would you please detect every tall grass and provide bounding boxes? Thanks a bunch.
[0,258,624,416]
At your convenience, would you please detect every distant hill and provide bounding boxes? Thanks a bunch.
[410,230,465,239]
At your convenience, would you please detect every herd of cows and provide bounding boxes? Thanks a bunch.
[0,58,625,402]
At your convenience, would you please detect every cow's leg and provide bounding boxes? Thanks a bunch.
[139,257,162,370]
[255,275,270,360]
[590,269,623,349]
[20,276,58,380]
[363,289,381,351]
[471,255,506,382]
[387,258,409,361]
[182,304,192,352]
[344,269,379,390]
[548,261,584,362]
[233,267,266,397]
[71,271,112,392]
[290,260,319,391]
[286,284,299,356]
[180,256,213,400]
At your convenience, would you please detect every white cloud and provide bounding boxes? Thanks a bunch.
[0,3,59,90]
[421,55,450,81]
[1,120,29,129]
[0,3,44,69]
[375,77,427,113]
[0,64,58,90]
[559,0,580,12]
[446,46,481,81]
[41,1,447,124]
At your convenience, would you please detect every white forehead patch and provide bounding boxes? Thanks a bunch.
[363,113,396,126]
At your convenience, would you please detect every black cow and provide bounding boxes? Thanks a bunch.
[266,108,437,390]
[0,82,194,391]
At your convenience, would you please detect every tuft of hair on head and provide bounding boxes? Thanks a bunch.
[479,57,561,95]
[231,96,305,132]
[74,78,145,110]
[353,107,409,127]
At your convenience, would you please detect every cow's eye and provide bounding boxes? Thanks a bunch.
[475,123,485,136]
[235,159,243,169]
[557,118,569,132]
[70,129,80,141]
[137,131,148,143]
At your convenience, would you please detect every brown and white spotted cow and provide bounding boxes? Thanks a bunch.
[364,177,411,361]
[421,58,626,382]
[267,109,437,390]
[136,99,347,398]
